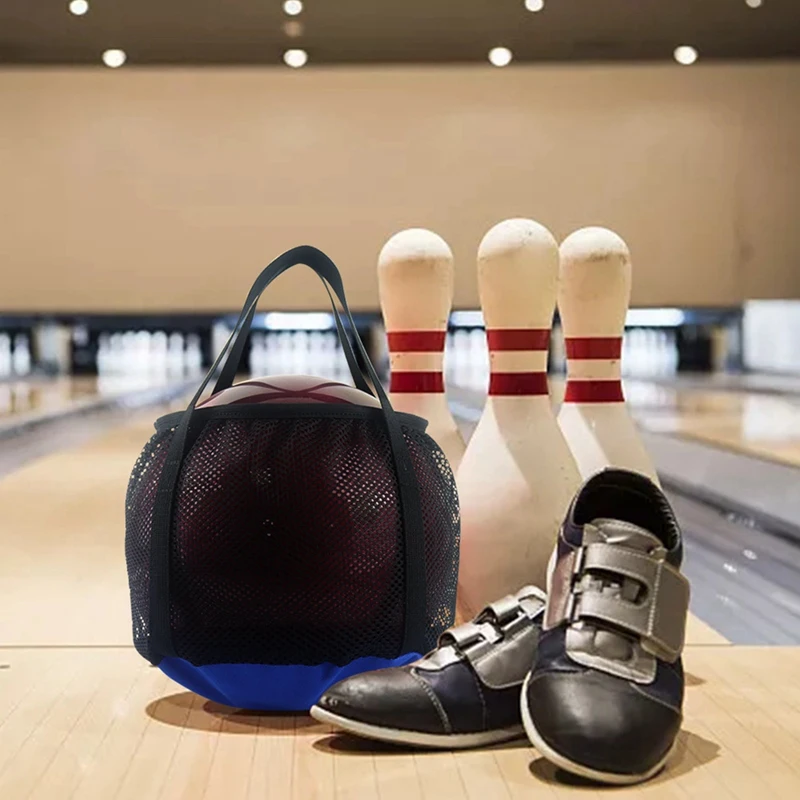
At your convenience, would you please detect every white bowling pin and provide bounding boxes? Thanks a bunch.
[12,334,32,377]
[450,328,469,387]
[0,333,12,377]
[557,227,660,484]
[248,332,263,376]
[97,332,111,375]
[457,219,582,612]
[168,332,185,375]
[378,229,466,473]
[211,322,231,362]
[151,330,168,375]
[186,334,203,376]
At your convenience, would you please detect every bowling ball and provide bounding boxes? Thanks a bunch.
[197,374,382,408]
[174,375,402,641]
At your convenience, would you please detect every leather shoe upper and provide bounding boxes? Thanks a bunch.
[525,469,690,777]
[318,585,547,736]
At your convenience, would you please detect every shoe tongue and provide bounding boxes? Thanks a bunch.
[586,518,663,553]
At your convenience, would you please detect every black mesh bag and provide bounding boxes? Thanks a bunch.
[125,245,460,710]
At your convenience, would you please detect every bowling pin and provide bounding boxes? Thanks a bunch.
[186,333,203,376]
[378,229,466,473]
[12,333,31,377]
[151,331,168,375]
[0,333,11,377]
[557,227,660,483]
[97,332,111,375]
[457,219,582,611]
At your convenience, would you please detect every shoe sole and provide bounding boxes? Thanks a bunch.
[520,672,674,786]
[310,705,525,750]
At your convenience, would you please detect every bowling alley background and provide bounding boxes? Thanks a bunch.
[2,64,799,312]
[2,3,800,388]
[4,3,800,798]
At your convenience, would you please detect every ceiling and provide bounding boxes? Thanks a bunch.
[0,0,798,66]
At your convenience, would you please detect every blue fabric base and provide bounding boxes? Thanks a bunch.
[158,652,421,711]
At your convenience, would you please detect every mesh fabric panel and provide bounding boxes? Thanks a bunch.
[125,413,458,667]
[403,426,460,643]
[125,428,173,662]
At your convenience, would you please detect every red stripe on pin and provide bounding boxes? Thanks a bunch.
[486,328,550,351]
[564,380,625,403]
[565,337,622,360]
[387,331,446,352]
[489,372,549,396]
[390,371,444,393]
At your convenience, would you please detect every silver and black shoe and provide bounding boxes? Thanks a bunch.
[522,468,691,785]
[310,586,547,749]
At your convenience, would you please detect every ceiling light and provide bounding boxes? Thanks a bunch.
[283,49,308,68]
[488,47,513,67]
[102,49,127,68]
[68,0,89,15]
[525,0,545,11]
[283,0,303,15]
[673,45,698,66]
[745,0,763,7]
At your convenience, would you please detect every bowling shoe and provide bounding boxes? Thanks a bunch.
[521,468,690,785]
[310,586,546,748]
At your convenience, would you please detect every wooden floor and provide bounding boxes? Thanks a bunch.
[1,408,800,797]
[2,643,799,800]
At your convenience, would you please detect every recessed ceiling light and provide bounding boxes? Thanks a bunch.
[488,47,513,67]
[525,0,545,11]
[673,45,698,66]
[745,0,763,6]
[283,49,308,68]
[102,49,127,68]
[68,0,89,15]
[283,0,303,15]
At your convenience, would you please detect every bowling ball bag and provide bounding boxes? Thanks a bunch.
[124,246,460,711]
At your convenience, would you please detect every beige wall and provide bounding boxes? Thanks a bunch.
[1,63,799,313]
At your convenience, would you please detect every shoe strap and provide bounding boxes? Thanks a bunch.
[545,541,689,663]
[438,586,545,660]
[416,586,545,689]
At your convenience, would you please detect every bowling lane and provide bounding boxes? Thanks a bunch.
[1,374,732,651]
[469,370,800,469]
[446,324,800,468]
[0,376,99,422]
[449,380,800,645]
[626,379,800,468]
[6,361,794,650]
[670,490,800,645]
[0,374,194,432]
[0,413,161,646]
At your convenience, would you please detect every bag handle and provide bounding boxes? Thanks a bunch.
[211,253,373,396]
[147,246,429,662]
